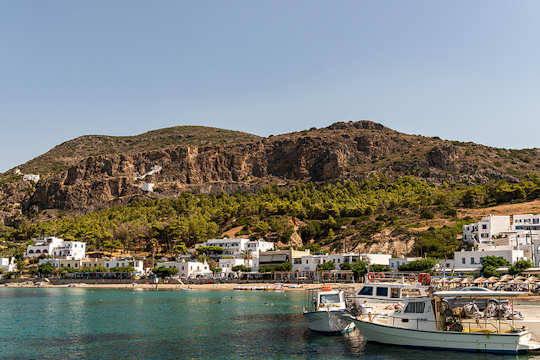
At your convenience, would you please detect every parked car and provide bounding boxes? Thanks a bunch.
[445,287,506,311]
[455,286,493,292]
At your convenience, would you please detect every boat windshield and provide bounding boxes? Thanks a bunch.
[357,286,373,296]
[320,294,340,304]
[404,301,426,313]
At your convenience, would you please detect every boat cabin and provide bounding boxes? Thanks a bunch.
[363,290,526,334]
[304,287,348,312]
[351,282,426,304]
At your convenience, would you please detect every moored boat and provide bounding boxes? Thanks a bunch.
[344,290,540,354]
[303,286,355,334]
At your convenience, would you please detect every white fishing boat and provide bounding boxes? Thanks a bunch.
[344,290,540,354]
[303,286,355,334]
[348,280,427,307]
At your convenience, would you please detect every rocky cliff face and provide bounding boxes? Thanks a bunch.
[1,120,539,224]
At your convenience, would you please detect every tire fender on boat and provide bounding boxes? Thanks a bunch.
[367,272,376,282]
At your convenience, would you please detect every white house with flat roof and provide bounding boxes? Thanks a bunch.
[51,241,86,259]
[104,258,144,275]
[453,246,525,271]
[292,253,392,272]
[219,258,253,273]
[159,260,212,279]
[389,257,423,270]
[25,237,85,260]
[196,238,274,271]
[462,215,511,245]
[462,214,540,247]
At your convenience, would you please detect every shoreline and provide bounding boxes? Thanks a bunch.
[2,282,364,292]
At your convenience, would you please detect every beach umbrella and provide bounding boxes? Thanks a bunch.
[526,276,538,283]
[516,276,527,281]
[500,275,513,282]
[450,278,462,284]
[473,277,486,284]
[461,278,472,284]
[510,279,524,284]
[487,276,499,283]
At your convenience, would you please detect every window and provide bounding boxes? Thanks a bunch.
[391,288,400,298]
[376,287,388,297]
[294,258,301,264]
[404,302,426,314]
[462,258,466,264]
[358,286,373,296]
[320,294,340,304]
[470,257,475,264]
[482,224,487,230]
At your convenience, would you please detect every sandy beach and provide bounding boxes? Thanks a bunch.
[2,281,365,292]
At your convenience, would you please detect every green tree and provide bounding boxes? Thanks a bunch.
[398,258,436,272]
[38,262,55,276]
[370,264,391,272]
[232,265,251,272]
[480,256,510,277]
[152,266,179,278]
[317,261,336,271]
[340,260,369,279]
[173,242,188,255]
[509,259,533,275]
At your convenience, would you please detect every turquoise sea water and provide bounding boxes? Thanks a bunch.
[0,288,539,360]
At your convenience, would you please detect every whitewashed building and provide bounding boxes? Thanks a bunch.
[389,257,423,270]
[219,258,252,273]
[25,237,85,260]
[23,174,40,182]
[196,238,274,271]
[453,246,526,271]
[104,258,145,275]
[0,257,17,272]
[139,183,155,192]
[462,214,540,247]
[159,260,212,279]
[462,215,511,245]
[51,241,86,260]
[292,253,392,272]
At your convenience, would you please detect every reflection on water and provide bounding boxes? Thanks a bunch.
[0,288,539,360]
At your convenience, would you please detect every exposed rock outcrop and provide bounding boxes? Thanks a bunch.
[0,120,538,223]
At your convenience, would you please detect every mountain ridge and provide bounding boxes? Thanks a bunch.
[1,120,539,226]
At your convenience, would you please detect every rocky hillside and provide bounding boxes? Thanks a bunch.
[1,120,539,225]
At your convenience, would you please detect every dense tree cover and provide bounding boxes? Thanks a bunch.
[480,256,510,277]
[0,175,538,259]
[413,223,466,258]
[398,258,437,272]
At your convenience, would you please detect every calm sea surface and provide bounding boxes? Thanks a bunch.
[0,288,539,360]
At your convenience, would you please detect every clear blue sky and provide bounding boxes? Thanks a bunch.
[1,1,540,172]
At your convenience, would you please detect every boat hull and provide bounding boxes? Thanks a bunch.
[304,310,355,334]
[350,318,538,354]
